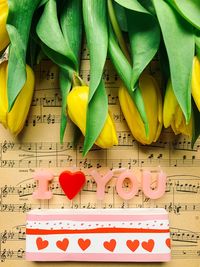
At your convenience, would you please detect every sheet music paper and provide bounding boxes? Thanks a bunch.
[0,47,200,267]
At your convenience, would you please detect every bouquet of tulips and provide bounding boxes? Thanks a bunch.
[0,0,200,156]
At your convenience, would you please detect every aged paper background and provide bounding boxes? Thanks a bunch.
[0,49,200,267]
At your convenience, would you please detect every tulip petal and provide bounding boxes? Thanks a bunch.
[0,1,9,52]
[67,86,117,154]
[6,0,40,110]
[192,56,200,111]
[83,0,108,102]
[192,100,200,146]
[153,0,194,123]
[114,0,160,89]
[7,65,35,135]
[0,61,8,127]
[169,0,200,30]
[163,80,178,128]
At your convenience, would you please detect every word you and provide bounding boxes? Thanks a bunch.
[33,169,167,201]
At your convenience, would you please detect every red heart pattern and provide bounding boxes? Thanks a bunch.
[78,238,91,251]
[36,237,49,250]
[165,238,171,248]
[56,238,69,251]
[36,238,170,253]
[126,240,140,252]
[59,171,86,200]
[103,239,116,252]
[142,239,155,252]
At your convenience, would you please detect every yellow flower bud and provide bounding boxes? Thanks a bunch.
[192,56,200,111]
[163,79,192,138]
[67,86,118,148]
[0,61,35,135]
[118,74,162,144]
[0,0,10,52]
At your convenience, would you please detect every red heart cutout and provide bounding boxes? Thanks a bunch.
[56,238,69,251]
[59,171,86,200]
[78,238,91,251]
[142,239,154,252]
[103,239,116,252]
[126,240,140,252]
[166,238,171,248]
[36,237,49,250]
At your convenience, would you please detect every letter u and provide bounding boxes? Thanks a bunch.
[142,170,167,199]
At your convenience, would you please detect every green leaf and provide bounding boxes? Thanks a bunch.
[115,0,160,90]
[26,35,41,68]
[195,33,200,59]
[6,0,41,110]
[108,22,149,135]
[83,0,108,102]
[153,0,194,123]
[38,0,49,8]
[36,0,82,142]
[83,79,108,156]
[158,38,170,89]
[60,0,82,71]
[59,0,82,142]
[59,68,72,143]
[36,0,77,70]
[113,2,127,32]
[168,0,200,30]
[192,100,200,147]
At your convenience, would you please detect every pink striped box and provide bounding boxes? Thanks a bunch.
[26,208,171,262]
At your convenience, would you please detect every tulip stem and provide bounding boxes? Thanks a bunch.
[107,0,131,63]
[72,72,86,87]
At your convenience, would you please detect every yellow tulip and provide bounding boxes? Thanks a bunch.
[0,61,35,135]
[0,0,10,52]
[192,56,200,111]
[163,79,192,138]
[67,86,118,148]
[118,74,162,144]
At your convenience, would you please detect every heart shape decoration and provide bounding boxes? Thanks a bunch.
[36,237,49,250]
[126,240,140,252]
[142,239,155,252]
[56,238,69,251]
[59,171,86,200]
[103,239,116,252]
[78,238,91,251]
[165,238,171,248]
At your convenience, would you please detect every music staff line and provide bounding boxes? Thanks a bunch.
[24,110,124,127]
[31,91,119,108]
[1,156,200,169]
[1,130,200,152]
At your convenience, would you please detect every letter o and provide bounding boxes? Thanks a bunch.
[116,171,139,200]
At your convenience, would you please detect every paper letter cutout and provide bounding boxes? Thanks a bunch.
[91,170,113,200]
[116,171,139,200]
[142,170,166,199]
[33,170,54,199]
